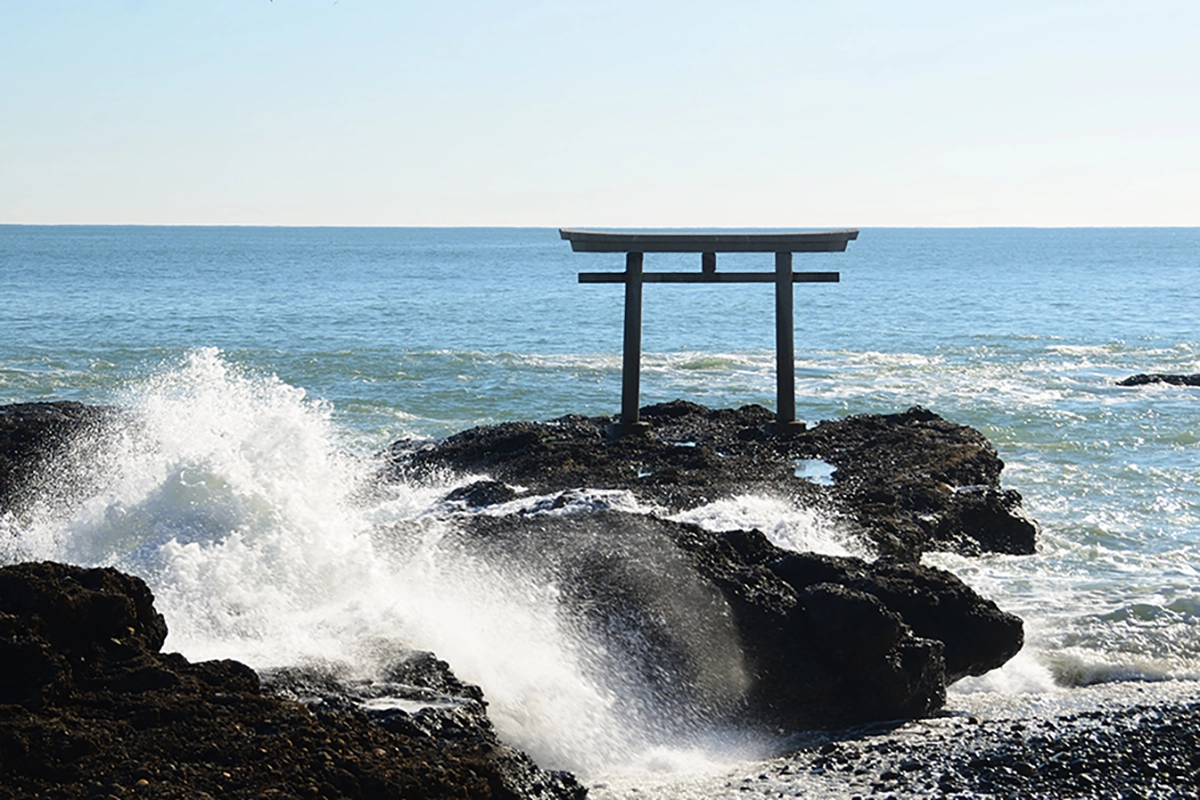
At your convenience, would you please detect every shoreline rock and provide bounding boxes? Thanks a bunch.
[448,511,1022,732]
[382,402,1032,730]
[588,680,1200,799]
[1118,372,1200,387]
[0,399,1037,796]
[388,400,1039,561]
[0,561,584,800]
[0,400,1039,563]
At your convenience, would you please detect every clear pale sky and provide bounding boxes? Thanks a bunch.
[2,1,1197,227]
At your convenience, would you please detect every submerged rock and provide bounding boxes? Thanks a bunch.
[0,562,585,800]
[389,401,1038,561]
[1117,372,1200,387]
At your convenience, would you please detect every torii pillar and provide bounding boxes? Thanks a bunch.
[560,228,859,435]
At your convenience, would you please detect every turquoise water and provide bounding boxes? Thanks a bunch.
[1,225,1198,774]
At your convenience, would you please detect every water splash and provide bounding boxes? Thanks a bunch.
[0,349,766,777]
[670,494,859,558]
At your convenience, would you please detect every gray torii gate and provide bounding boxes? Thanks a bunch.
[560,228,859,435]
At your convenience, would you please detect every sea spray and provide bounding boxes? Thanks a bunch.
[11,349,391,660]
[0,349,773,776]
[669,494,862,558]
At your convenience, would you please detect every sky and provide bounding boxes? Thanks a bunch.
[2,1,1197,227]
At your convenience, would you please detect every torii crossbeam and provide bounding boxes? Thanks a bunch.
[560,228,859,435]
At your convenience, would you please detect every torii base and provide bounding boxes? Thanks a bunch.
[611,420,652,439]
[769,419,808,436]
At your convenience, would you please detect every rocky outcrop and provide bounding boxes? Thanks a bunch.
[0,401,1037,562]
[793,406,1038,557]
[1118,373,1200,387]
[389,401,1038,561]
[449,511,1022,732]
[383,402,1029,729]
[0,562,584,800]
[0,399,1032,792]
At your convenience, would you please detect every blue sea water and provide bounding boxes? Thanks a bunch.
[1,225,1198,777]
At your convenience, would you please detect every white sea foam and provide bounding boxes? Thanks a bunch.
[470,487,651,518]
[1040,649,1200,687]
[669,495,861,558]
[0,349,775,778]
[3,338,1200,784]
[8,342,1199,771]
[949,649,1058,695]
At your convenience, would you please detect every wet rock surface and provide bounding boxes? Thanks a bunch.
[0,400,1037,795]
[382,401,1032,732]
[761,697,1200,799]
[587,681,1200,799]
[388,400,1038,561]
[0,400,1037,564]
[1118,372,1200,387]
[0,562,584,800]
[448,511,1022,732]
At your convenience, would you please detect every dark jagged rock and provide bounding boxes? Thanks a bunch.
[0,400,1037,562]
[675,524,1022,725]
[0,399,1030,770]
[1117,372,1200,387]
[382,402,1029,729]
[446,479,521,508]
[0,561,167,707]
[792,406,1038,557]
[767,553,1024,683]
[389,401,1038,561]
[0,562,584,800]
[448,511,1022,731]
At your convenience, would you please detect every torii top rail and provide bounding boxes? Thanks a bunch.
[560,228,859,435]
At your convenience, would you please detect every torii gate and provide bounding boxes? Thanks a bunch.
[560,228,859,435]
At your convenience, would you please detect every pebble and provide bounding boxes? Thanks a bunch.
[589,684,1200,800]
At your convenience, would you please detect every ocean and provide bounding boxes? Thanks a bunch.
[1,225,1198,786]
